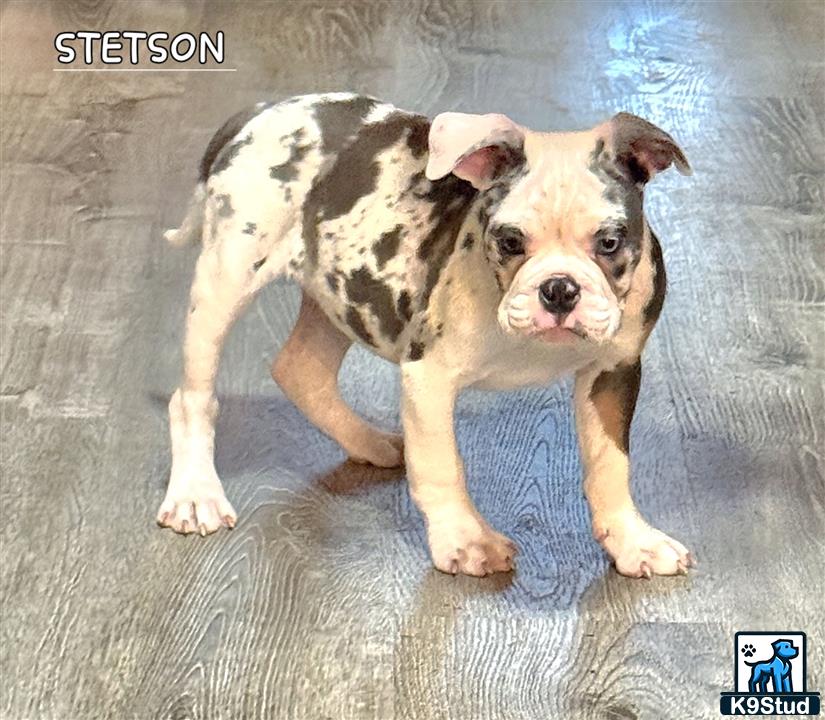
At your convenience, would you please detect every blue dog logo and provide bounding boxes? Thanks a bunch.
[744,639,798,694]
[720,631,820,715]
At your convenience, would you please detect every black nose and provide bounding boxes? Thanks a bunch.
[538,276,580,314]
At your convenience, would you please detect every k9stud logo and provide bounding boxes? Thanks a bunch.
[720,632,820,715]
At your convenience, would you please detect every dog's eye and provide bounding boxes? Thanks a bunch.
[597,235,623,255]
[494,226,525,256]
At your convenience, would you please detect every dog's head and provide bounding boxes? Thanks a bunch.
[772,640,799,660]
[426,111,690,343]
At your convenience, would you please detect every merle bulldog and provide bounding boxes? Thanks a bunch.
[157,92,695,578]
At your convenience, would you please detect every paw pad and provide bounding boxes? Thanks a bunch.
[741,643,756,658]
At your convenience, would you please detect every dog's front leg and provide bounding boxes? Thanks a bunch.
[401,361,516,576]
[575,360,694,577]
[774,670,782,693]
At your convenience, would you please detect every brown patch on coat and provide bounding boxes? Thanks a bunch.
[589,360,641,453]
[643,231,667,327]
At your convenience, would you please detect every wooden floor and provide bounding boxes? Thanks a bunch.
[1,1,823,718]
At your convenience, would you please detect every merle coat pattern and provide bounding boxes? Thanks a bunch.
[157,93,694,578]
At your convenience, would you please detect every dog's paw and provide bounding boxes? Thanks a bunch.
[595,512,695,578]
[347,431,404,468]
[427,513,517,577]
[157,471,236,535]
[741,644,756,658]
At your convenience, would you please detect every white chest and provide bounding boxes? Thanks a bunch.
[467,333,599,391]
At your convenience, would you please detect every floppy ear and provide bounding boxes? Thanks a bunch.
[425,112,525,190]
[609,112,691,184]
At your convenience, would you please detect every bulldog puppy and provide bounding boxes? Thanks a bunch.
[157,93,694,578]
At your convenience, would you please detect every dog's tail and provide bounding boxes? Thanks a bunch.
[164,182,206,247]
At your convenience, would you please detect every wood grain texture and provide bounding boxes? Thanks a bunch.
[1,1,823,718]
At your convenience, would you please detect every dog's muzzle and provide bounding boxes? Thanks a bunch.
[538,275,581,315]
[498,254,621,343]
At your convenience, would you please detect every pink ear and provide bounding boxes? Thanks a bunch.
[425,112,525,189]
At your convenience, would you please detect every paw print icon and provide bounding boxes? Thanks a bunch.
[741,643,756,658]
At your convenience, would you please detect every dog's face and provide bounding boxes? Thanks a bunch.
[773,640,799,660]
[426,111,690,343]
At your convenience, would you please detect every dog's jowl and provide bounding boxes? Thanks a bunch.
[157,92,694,578]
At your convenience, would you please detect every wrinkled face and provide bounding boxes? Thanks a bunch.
[426,110,689,342]
[484,132,644,344]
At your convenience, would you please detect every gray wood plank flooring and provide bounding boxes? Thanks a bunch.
[1,1,823,719]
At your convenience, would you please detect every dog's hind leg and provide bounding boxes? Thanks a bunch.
[271,293,404,467]
[157,201,285,534]
[748,670,760,694]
